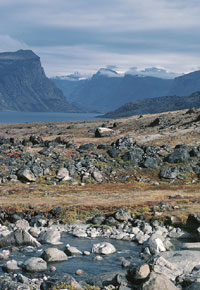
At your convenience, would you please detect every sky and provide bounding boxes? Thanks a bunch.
[1,0,200,77]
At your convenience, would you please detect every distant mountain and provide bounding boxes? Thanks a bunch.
[170,70,200,96]
[0,50,78,112]
[52,68,173,113]
[102,92,200,118]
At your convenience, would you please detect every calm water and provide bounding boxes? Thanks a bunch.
[0,112,105,124]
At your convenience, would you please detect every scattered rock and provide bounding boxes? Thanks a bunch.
[56,167,71,181]
[17,167,36,182]
[65,244,82,256]
[41,248,68,262]
[95,127,114,137]
[160,167,178,179]
[2,259,20,273]
[92,242,116,255]
[38,229,62,245]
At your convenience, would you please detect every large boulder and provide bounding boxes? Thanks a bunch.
[41,248,68,262]
[143,233,166,255]
[0,229,40,248]
[151,256,182,281]
[79,143,96,151]
[114,208,132,222]
[38,229,62,245]
[17,167,36,182]
[56,167,71,181]
[92,242,116,255]
[141,272,179,290]
[122,148,143,164]
[128,263,150,281]
[167,148,190,163]
[159,250,200,275]
[23,257,47,273]
[159,167,178,179]
[95,127,114,138]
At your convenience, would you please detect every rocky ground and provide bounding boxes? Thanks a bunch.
[0,108,199,289]
[0,208,199,289]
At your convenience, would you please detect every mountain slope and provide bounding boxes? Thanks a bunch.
[0,50,77,112]
[53,69,173,113]
[170,70,200,96]
[102,92,200,118]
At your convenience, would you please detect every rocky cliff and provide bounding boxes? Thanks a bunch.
[0,50,77,112]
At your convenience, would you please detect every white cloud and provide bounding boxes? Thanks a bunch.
[32,44,200,77]
[0,35,28,52]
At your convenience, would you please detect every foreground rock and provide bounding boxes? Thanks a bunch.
[23,257,47,273]
[141,272,179,290]
[159,250,200,275]
[0,278,30,290]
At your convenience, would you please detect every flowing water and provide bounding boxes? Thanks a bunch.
[0,233,142,280]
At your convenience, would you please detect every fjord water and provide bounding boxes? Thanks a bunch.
[0,112,104,124]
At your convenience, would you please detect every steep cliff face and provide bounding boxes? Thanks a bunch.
[0,50,77,112]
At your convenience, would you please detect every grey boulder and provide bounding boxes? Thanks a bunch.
[38,229,62,245]
[92,242,116,255]
[23,257,47,273]
[41,247,68,262]
[0,229,40,248]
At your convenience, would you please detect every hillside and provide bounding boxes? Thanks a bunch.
[102,92,200,118]
[0,50,78,112]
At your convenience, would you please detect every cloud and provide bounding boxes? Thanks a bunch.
[0,35,28,52]
[126,67,181,79]
[0,0,200,76]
